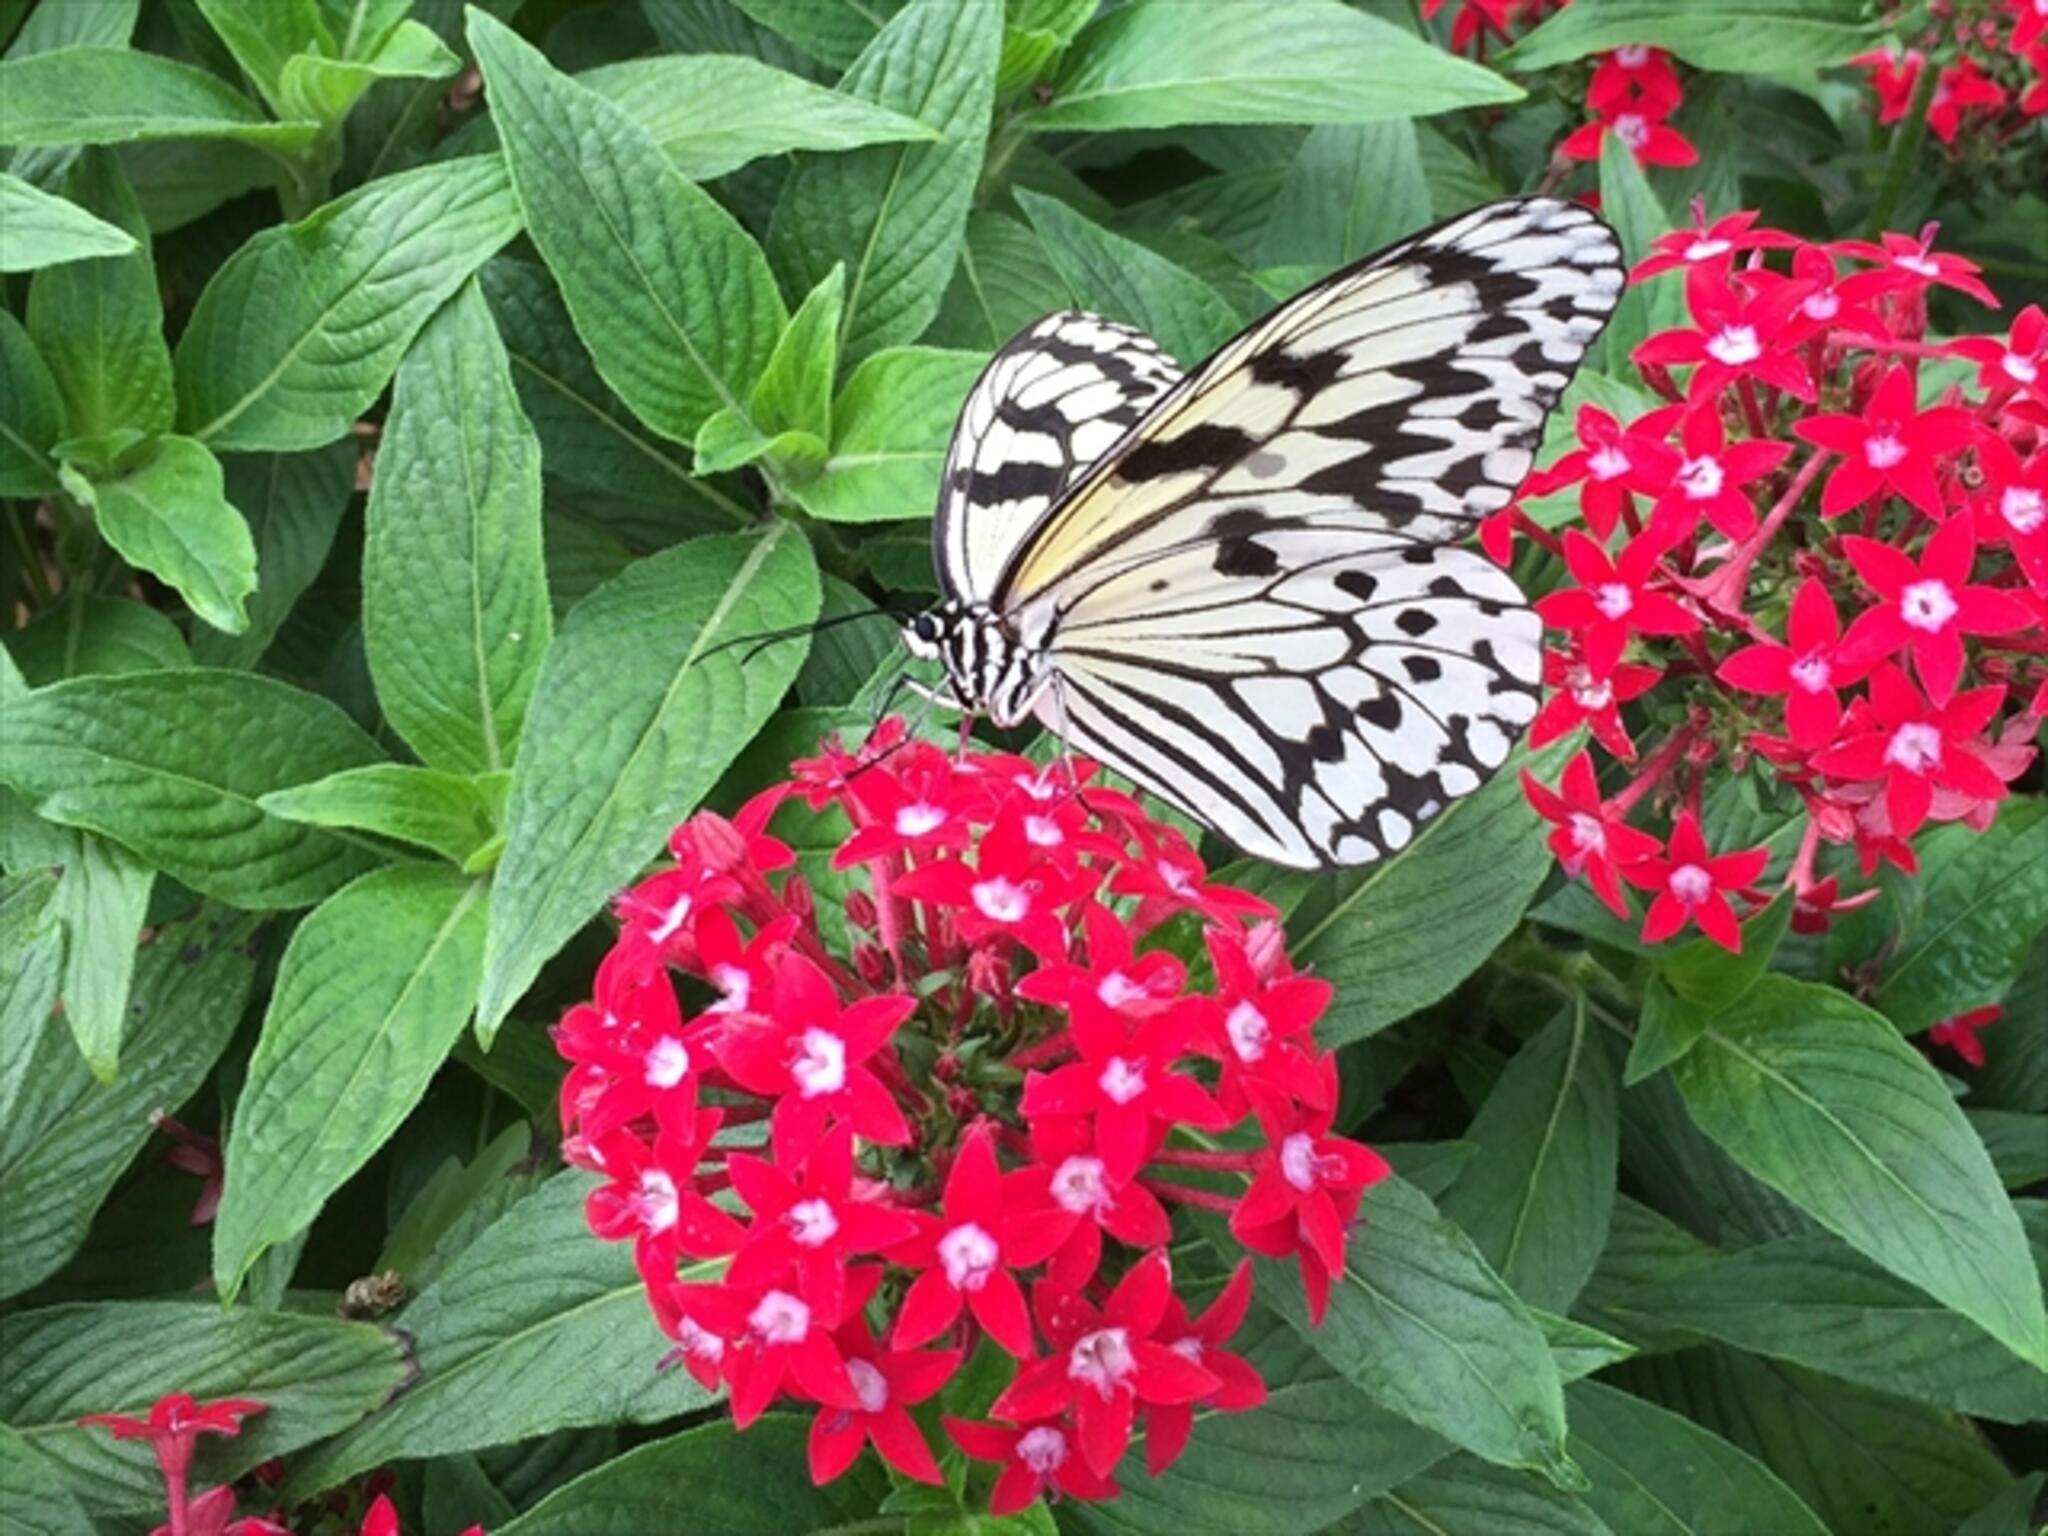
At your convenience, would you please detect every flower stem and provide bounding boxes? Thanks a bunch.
[1142,1179,1239,1214]
[1866,56,1938,238]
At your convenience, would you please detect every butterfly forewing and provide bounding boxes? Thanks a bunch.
[934,311,1183,604]
[932,197,1623,868]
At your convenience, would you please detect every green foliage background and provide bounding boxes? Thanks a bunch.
[0,0,2043,1531]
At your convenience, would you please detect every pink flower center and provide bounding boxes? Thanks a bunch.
[1017,1426,1069,1475]
[1895,253,1942,278]
[1571,676,1614,710]
[1158,859,1198,897]
[2001,351,2038,385]
[1025,814,1065,848]
[971,876,1030,923]
[1568,812,1606,856]
[1593,582,1635,621]
[1613,112,1651,151]
[645,1035,690,1089]
[1280,1131,1322,1192]
[1899,578,1958,633]
[676,1316,724,1365]
[1863,432,1907,470]
[1677,455,1725,500]
[1050,1155,1109,1216]
[749,1289,810,1346]
[1885,720,1944,774]
[1706,324,1761,366]
[1014,771,1059,803]
[847,1358,889,1415]
[1098,1056,1147,1105]
[1587,443,1631,482]
[894,803,946,837]
[2002,486,2044,534]
[1225,1000,1271,1063]
[1615,43,1651,66]
[1684,236,1731,262]
[1668,864,1714,906]
[786,1198,839,1248]
[1803,290,1841,321]
[635,1170,679,1234]
[649,892,692,944]
[1171,1334,1205,1364]
[938,1222,1000,1290]
[1789,651,1833,694]
[708,964,750,1013]
[1097,971,1149,1010]
[1067,1327,1135,1396]
[790,1027,847,1097]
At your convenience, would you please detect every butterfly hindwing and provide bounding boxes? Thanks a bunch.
[935,311,1182,604]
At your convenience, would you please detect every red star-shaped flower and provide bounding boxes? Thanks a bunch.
[1811,665,2010,836]
[1649,407,1792,542]
[1521,403,1677,541]
[1834,227,1999,309]
[807,1316,958,1487]
[1630,207,1795,283]
[1948,304,2048,409]
[1620,811,1770,950]
[1634,264,1816,402]
[945,1413,1118,1515]
[1530,650,1663,760]
[1535,529,1699,675]
[893,805,1094,961]
[1197,924,1332,1121]
[1521,751,1663,918]
[1971,435,2048,596]
[1794,363,1978,520]
[1718,579,1877,749]
[1836,519,2035,704]
[1141,1261,1270,1477]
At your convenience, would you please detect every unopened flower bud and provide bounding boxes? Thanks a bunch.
[965,944,1011,1001]
[934,1051,960,1083]
[688,810,750,873]
[783,876,814,923]
[845,889,878,932]
[1242,920,1288,981]
[853,942,890,989]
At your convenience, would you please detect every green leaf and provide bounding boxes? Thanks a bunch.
[191,0,326,114]
[1640,1233,2048,1423]
[0,1424,93,1536]
[1969,1108,2048,1190]
[1440,1001,1618,1311]
[1564,1379,1829,1536]
[1014,189,1239,361]
[0,907,259,1299]
[64,437,257,634]
[0,1301,405,1520]
[0,47,317,151]
[930,209,1073,351]
[1278,738,1567,1047]
[375,1121,542,1289]
[1501,0,1878,72]
[1236,1176,1578,1488]
[1671,975,2048,1370]
[1957,1473,2048,1536]
[1595,134,1682,375]
[3,0,140,58]
[0,171,135,272]
[1571,1196,1724,1353]
[0,670,384,909]
[4,594,189,684]
[190,440,358,669]
[260,764,496,866]
[797,574,897,707]
[497,1417,889,1536]
[1023,0,1519,133]
[1873,802,2048,1035]
[1350,1453,1609,1536]
[1610,1346,2012,1536]
[214,865,487,1297]
[23,152,169,446]
[767,0,1000,368]
[750,263,845,446]
[0,307,64,496]
[1627,892,1795,1085]
[470,7,786,448]
[282,1169,720,1498]
[786,346,983,523]
[176,154,523,451]
[364,277,551,774]
[278,19,460,128]
[729,0,905,70]
[582,53,938,181]
[478,526,819,1035]
[1259,120,1431,271]
[43,829,151,1079]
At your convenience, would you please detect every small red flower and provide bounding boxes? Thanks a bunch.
[1630,207,1794,283]
[1928,1004,2002,1068]
[1108,822,1276,928]
[1560,101,1697,167]
[1634,265,1816,402]
[893,1124,1058,1358]
[1811,665,2010,836]
[1950,304,2048,409]
[585,1113,743,1268]
[1835,229,1999,309]
[1621,812,1769,950]
[1530,651,1662,760]
[1536,529,1699,675]
[1794,364,1978,520]
[1523,403,1676,541]
[1925,56,2009,144]
[1522,751,1663,918]
[1140,1261,1269,1477]
[807,1318,957,1486]
[678,1275,863,1428]
[1009,1127,1173,1291]
[893,805,1094,961]
[1717,580,1876,749]
[1852,46,1924,123]
[1649,408,1792,542]
[1586,44,1683,118]
[1837,519,2036,704]
[1198,925,1332,1121]
[1971,436,2048,596]
[946,1413,1118,1515]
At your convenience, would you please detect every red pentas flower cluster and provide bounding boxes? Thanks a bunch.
[1561,45,1699,169]
[555,728,1389,1512]
[1499,205,2046,955]
[1853,0,2048,145]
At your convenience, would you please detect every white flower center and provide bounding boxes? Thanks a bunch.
[1614,112,1651,151]
[708,964,750,1013]
[938,1222,1000,1290]
[847,1358,889,1415]
[971,876,1030,923]
[1280,1131,1321,1192]
[1616,43,1651,66]
[1684,236,1731,262]
[786,1197,839,1248]
[1568,812,1606,856]
[1900,578,1958,633]
[1096,971,1149,1010]
[676,1315,724,1364]
[1885,720,1944,774]
[2002,486,2044,534]
[650,892,692,943]
[749,1289,810,1346]
[636,1170,679,1234]
[645,1036,690,1089]
[1024,814,1064,848]
[1067,1327,1136,1396]
[1097,1056,1147,1106]
[1588,444,1631,482]
[1050,1155,1109,1215]
[791,1027,847,1097]
[1225,1000,1271,1063]
[1170,1335,1205,1364]
[894,802,946,837]
[1593,582,1635,621]
[1896,253,1942,278]
[1706,324,1761,366]
[1017,1426,1069,1475]
[1678,455,1725,500]
[1803,290,1841,321]
[1789,652,1833,694]
[1158,859,1197,897]
[1015,772,1059,803]
[1863,432,1907,470]
[1668,864,1714,905]
[2001,351,2038,385]
[1571,677,1614,710]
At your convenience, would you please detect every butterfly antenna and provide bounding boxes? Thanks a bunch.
[697,606,907,667]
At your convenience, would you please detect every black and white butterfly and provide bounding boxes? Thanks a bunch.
[900,197,1624,869]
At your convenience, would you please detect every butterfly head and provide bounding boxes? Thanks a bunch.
[903,600,1053,729]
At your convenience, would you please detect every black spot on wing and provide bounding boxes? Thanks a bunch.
[1358,694,1402,731]
[1119,423,1259,481]
[1248,347,1346,395]
[1395,608,1439,638]
[1335,570,1379,603]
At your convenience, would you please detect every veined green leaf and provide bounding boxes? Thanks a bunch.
[3,0,139,59]
[0,308,64,496]
[278,19,460,128]
[1260,120,1430,271]
[191,441,358,669]
[0,47,317,150]
[0,171,135,273]
[0,1424,93,1536]
[260,764,496,866]
[4,595,190,684]
[729,0,905,70]
[787,346,983,522]
[65,437,257,634]
[43,829,151,1080]
[1502,0,1879,73]
[1594,134,1682,375]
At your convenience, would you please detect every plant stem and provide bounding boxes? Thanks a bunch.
[1865,57,1937,238]
[9,506,54,609]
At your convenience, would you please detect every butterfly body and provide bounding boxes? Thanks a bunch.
[904,198,1624,868]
